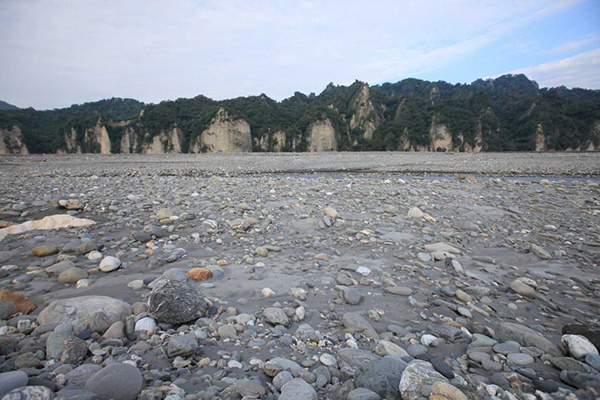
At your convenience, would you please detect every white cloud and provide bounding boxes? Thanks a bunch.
[550,33,600,54]
[509,49,600,89]
[0,0,588,109]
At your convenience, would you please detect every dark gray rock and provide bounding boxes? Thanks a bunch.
[167,333,198,357]
[533,379,559,393]
[85,363,143,400]
[65,364,103,387]
[0,371,28,398]
[0,301,14,320]
[148,279,207,324]
[343,288,364,305]
[490,373,509,388]
[354,357,407,399]
[60,336,88,364]
[495,322,561,356]
[431,357,454,379]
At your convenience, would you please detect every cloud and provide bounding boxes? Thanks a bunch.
[0,0,589,109]
[509,49,600,89]
[550,33,600,54]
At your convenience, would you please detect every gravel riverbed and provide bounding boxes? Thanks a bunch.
[0,153,599,400]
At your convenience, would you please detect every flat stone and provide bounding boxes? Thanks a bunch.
[507,353,534,365]
[495,322,561,356]
[531,243,552,260]
[342,312,379,339]
[493,342,520,354]
[337,348,381,369]
[375,340,409,358]
[37,296,131,326]
[46,261,77,274]
[385,286,413,296]
[423,242,461,254]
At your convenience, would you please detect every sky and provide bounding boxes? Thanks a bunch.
[0,0,599,110]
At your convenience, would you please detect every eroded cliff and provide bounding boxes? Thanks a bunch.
[0,126,28,155]
[189,108,252,153]
[308,119,337,152]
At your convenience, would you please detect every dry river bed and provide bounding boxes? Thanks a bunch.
[0,153,599,400]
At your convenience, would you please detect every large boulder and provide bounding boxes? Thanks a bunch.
[85,363,143,400]
[148,279,207,324]
[495,322,561,356]
[37,296,131,326]
[279,378,317,400]
[0,371,28,398]
[354,357,408,399]
[399,360,448,400]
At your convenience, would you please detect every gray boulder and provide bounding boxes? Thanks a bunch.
[0,371,28,398]
[85,363,142,400]
[495,322,561,356]
[148,279,207,324]
[354,357,407,399]
[37,296,131,326]
[279,378,317,400]
[399,360,448,400]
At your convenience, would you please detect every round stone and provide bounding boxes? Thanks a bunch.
[0,371,28,398]
[85,363,143,400]
[99,256,121,272]
[58,267,89,284]
[148,279,207,324]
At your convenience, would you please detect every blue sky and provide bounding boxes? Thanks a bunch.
[0,0,598,109]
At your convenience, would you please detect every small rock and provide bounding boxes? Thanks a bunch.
[32,246,58,257]
[99,256,121,272]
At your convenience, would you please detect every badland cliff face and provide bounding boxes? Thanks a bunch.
[2,74,598,154]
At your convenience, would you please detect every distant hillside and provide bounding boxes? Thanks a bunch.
[0,100,18,111]
[0,75,598,154]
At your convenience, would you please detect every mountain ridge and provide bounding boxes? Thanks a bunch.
[0,74,598,154]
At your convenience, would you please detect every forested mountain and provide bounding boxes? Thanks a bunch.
[0,74,598,154]
[0,100,18,111]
